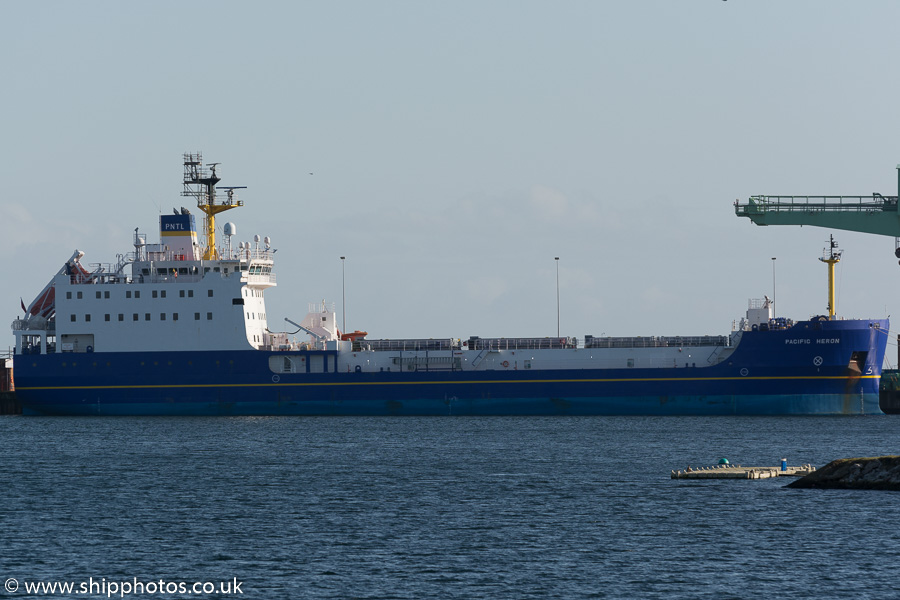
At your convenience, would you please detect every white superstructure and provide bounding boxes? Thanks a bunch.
[12,153,284,355]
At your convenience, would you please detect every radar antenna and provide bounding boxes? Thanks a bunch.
[217,186,247,205]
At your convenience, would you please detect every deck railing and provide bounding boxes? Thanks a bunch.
[736,194,898,216]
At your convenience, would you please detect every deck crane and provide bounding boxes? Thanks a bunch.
[734,165,900,320]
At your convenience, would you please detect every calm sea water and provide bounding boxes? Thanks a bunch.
[1,415,899,599]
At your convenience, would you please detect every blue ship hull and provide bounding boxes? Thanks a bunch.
[13,319,889,416]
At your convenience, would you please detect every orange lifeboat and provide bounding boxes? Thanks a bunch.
[339,330,368,342]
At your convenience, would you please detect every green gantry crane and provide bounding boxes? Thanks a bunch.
[734,165,900,238]
[734,166,900,320]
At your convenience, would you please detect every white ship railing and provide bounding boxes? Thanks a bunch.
[477,357,725,369]
[246,273,276,284]
[467,337,577,350]
[10,319,55,332]
[220,248,275,262]
[359,339,457,351]
[584,335,730,349]
[134,274,204,284]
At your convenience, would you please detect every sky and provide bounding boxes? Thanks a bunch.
[4,1,900,362]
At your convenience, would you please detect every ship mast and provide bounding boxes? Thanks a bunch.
[819,234,842,320]
[181,152,244,260]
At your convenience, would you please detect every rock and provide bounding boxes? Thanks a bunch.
[787,456,900,490]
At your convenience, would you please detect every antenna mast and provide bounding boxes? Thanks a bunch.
[819,234,843,320]
[181,152,244,260]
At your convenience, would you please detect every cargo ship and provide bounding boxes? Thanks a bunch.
[9,154,890,415]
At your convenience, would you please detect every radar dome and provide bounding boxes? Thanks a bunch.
[223,222,236,236]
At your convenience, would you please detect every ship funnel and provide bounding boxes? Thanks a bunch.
[160,213,199,260]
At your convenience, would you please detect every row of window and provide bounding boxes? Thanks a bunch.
[139,265,251,276]
[65,310,266,322]
[140,267,200,276]
[70,313,215,322]
[66,289,214,300]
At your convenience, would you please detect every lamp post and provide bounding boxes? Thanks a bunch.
[555,257,560,337]
[771,257,776,315]
[341,256,346,335]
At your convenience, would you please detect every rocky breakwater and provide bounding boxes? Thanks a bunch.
[787,456,900,491]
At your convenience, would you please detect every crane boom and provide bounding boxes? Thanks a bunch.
[734,166,900,237]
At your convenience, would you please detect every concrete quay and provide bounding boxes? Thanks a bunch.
[0,391,20,415]
[671,464,816,480]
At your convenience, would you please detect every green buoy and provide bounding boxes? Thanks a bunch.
[718,458,730,465]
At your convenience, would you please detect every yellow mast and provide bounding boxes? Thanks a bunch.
[818,235,842,319]
[196,188,242,260]
[182,153,244,260]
